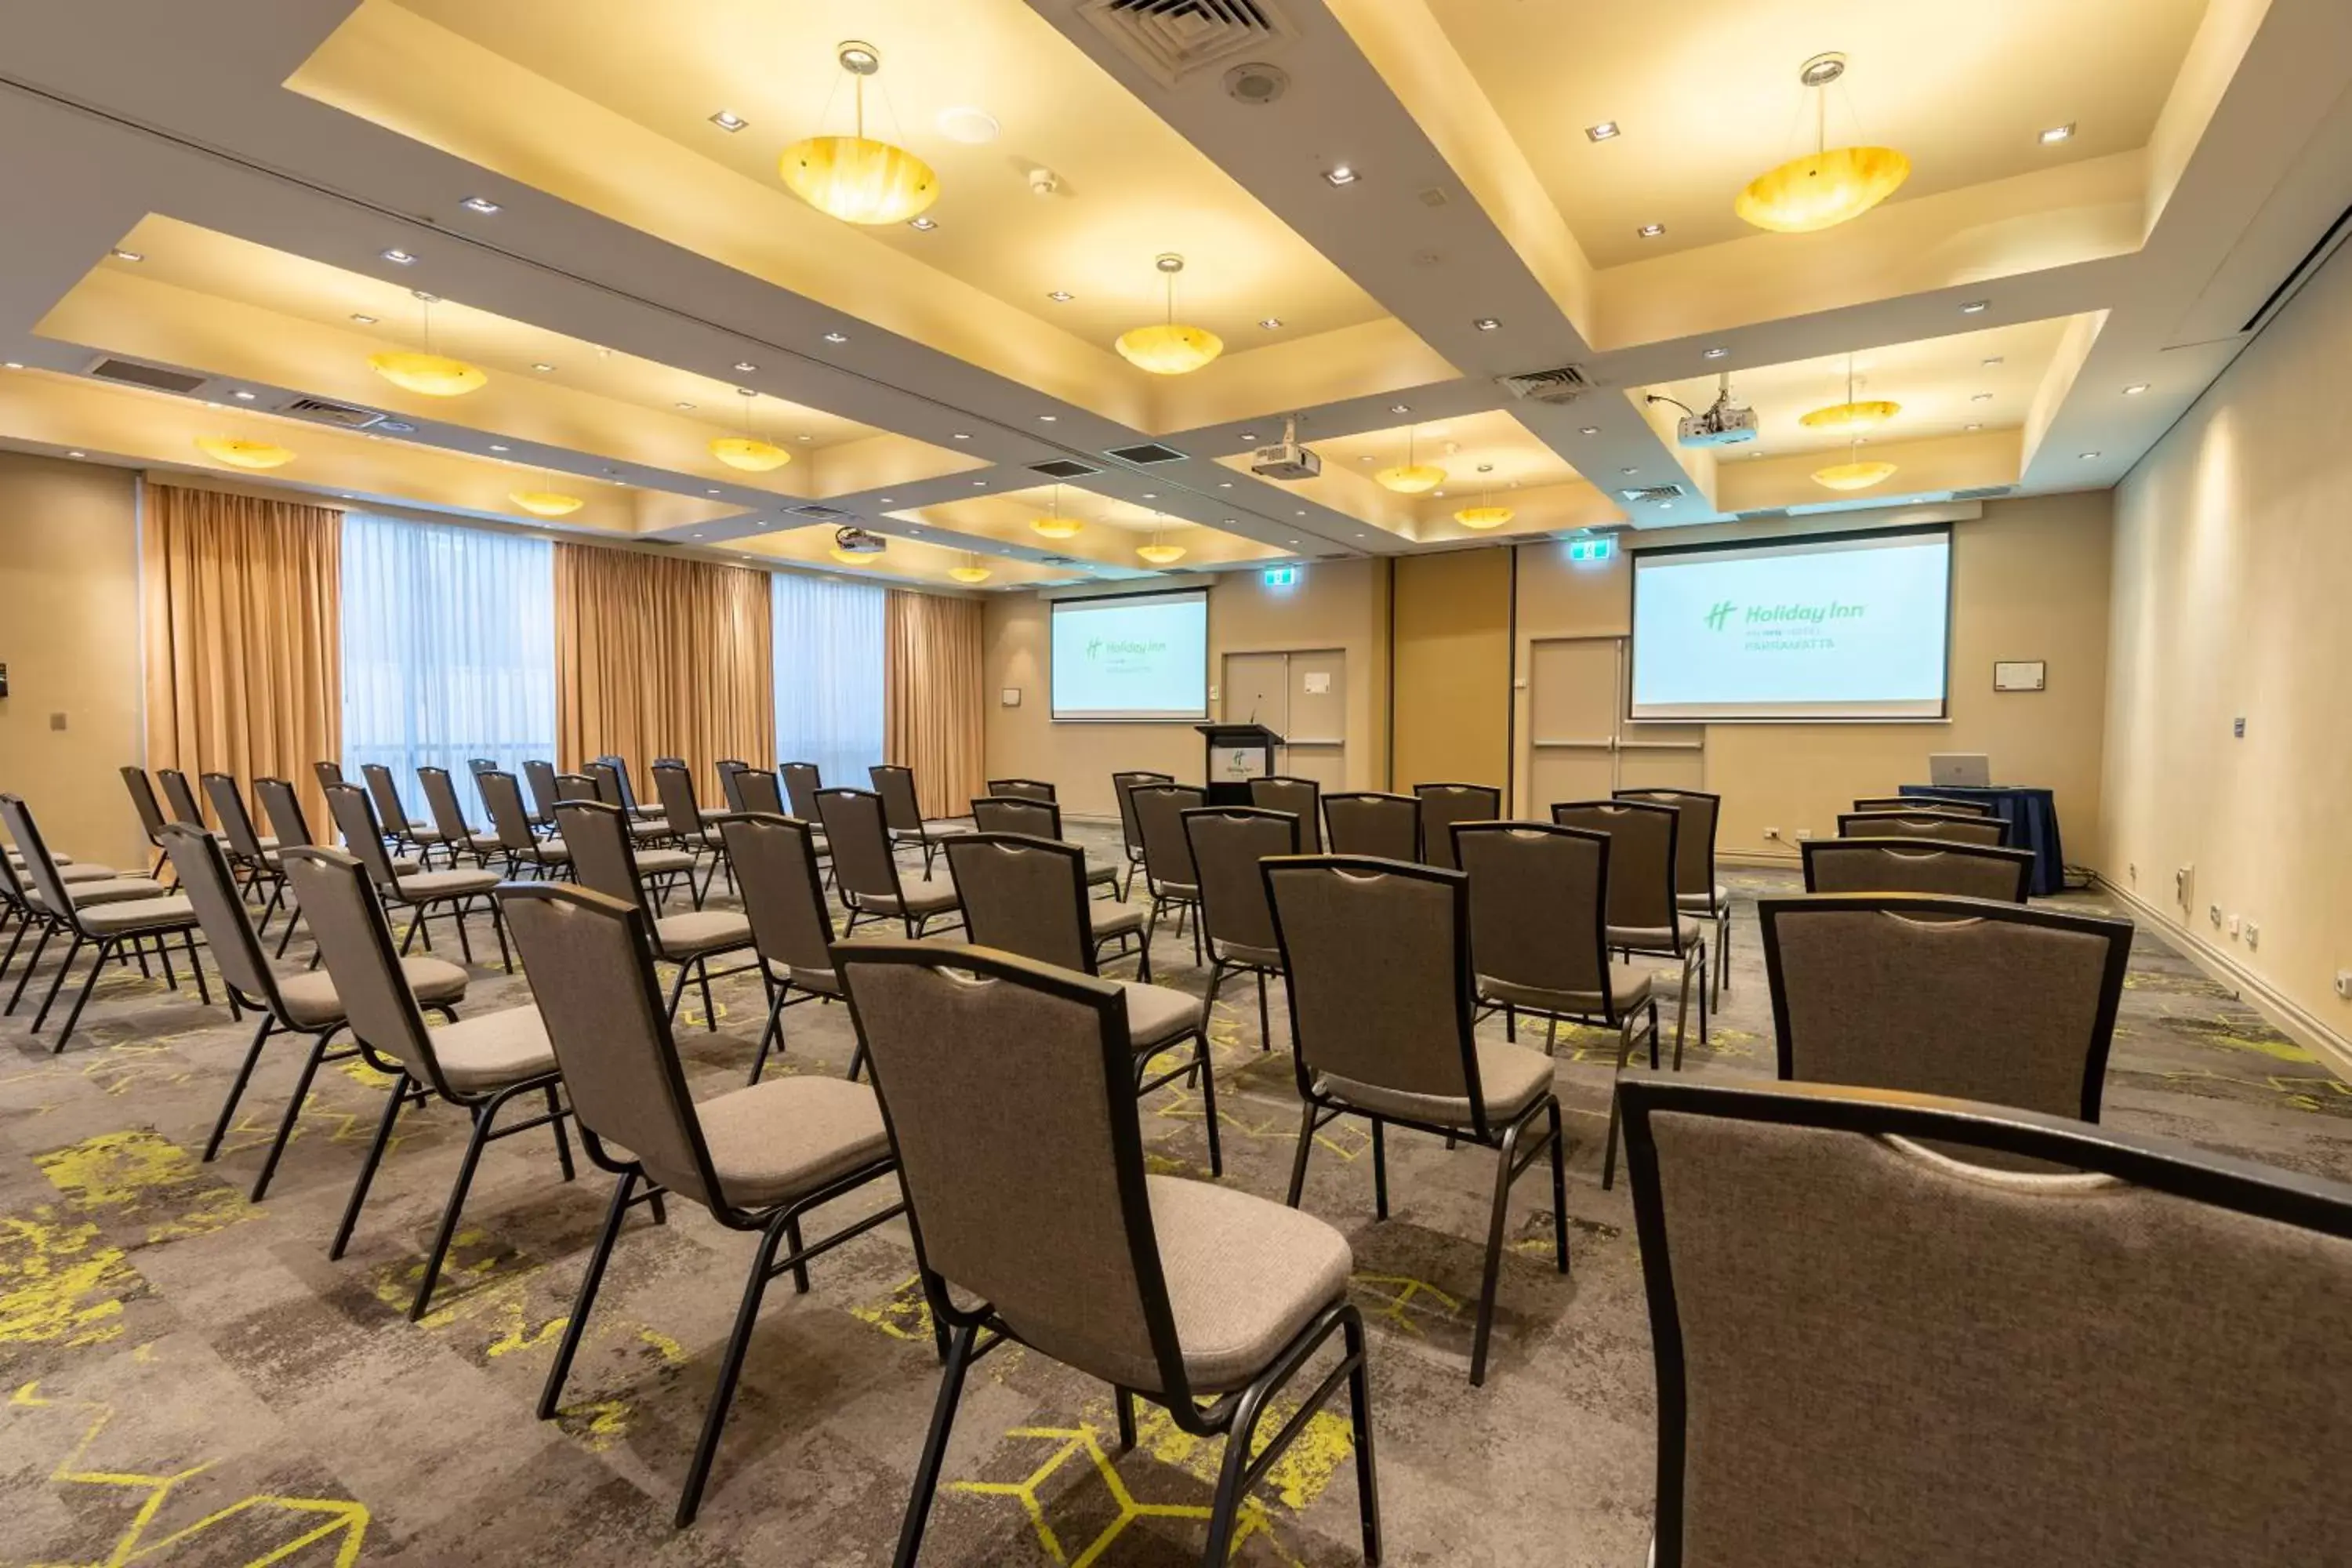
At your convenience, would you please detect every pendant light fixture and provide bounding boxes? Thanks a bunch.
[779,42,939,226]
[1736,53,1909,234]
[368,292,487,397]
[510,491,585,517]
[1031,483,1084,539]
[1811,354,1898,491]
[710,387,792,472]
[1376,426,1446,494]
[1453,485,1514,530]
[194,434,296,470]
[1116,254,1223,376]
[947,553,993,584]
[1135,516,1186,565]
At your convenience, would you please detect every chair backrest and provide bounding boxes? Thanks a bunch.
[971,796,1062,839]
[279,847,447,1093]
[779,762,824,819]
[466,757,499,777]
[1414,782,1501,870]
[1250,776,1323,851]
[1551,800,1680,936]
[1759,894,2132,1123]
[1615,787,1720,903]
[1853,794,1994,818]
[942,834,1092,973]
[836,941,1197,1401]
[254,776,314,850]
[323,784,404,891]
[1111,770,1173,855]
[499,883,728,1210]
[121,767,169,846]
[1802,838,2034,902]
[814,788,903,904]
[158,822,279,1011]
[716,760,750,812]
[1263,856,1490,1134]
[1183,807,1296,959]
[201,773,270,863]
[0,796,80,929]
[554,771,600,804]
[1836,810,2009,848]
[869,764,924,832]
[1321,791,1418,861]
[553,800,648,918]
[417,766,474,845]
[523,759,561,822]
[313,759,347,792]
[587,760,637,815]
[985,778,1056,803]
[1617,1073,2352,1568]
[158,768,207,828]
[1131,783,1206,890]
[1453,821,1617,1018]
[734,768,788,818]
[477,770,539,851]
[360,764,414,837]
[717,814,837,977]
[651,764,707,848]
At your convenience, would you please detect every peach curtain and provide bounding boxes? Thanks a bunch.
[140,483,343,832]
[554,542,773,804]
[884,590,985,818]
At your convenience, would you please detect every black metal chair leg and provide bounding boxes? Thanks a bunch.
[411,1089,516,1319]
[251,1026,337,1201]
[785,1214,811,1294]
[1469,1115,1529,1387]
[893,1319,980,1568]
[695,956,719,1033]
[1114,1385,1138,1451]
[538,1171,638,1420]
[662,960,692,1023]
[181,928,211,1005]
[1284,1099,1319,1207]
[451,900,477,967]
[48,937,114,1051]
[1195,1029,1223,1177]
[1370,1116,1392,1218]
[29,935,85,1032]
[6,924,55,1014]
[1601,1009,1650,1192]
[331,1073,411,1258]
[1345,1310,1382,1561]
[1201,1376,1272,1566]
[490,899,512,974]
[1255,969,1270,1049]
[544,1082,575,1180]
[204,1014,274,1161]
[675,1217,791,1526]
[1546,1099,1570,1274]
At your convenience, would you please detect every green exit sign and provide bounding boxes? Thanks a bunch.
[1566,535,1615,563]
[1261,565,1299,587]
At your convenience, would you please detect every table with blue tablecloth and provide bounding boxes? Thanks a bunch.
[1897,783,2067,896]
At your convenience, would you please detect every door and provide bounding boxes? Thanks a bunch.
[1223,649,1347,789]
[1527,635,1707,808]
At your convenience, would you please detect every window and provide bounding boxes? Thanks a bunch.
[772,572,884,791]
[340,512,556,822]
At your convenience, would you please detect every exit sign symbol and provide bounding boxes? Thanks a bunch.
[1566,535,1614,563]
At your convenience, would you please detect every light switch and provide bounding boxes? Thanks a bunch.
[49,711,66,731]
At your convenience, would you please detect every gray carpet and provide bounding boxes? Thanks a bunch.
[3,831,2347,1566]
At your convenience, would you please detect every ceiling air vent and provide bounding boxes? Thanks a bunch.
[278,396,387,430]
[1080,0,1289,89]
[787,503,858,524]
[1497,365,1596,405]
[1104,441,1189,464]
[85,357,207,395]
[1029,458,1102,480]
[1949,485,2015,501]
[1037,554,1080,567]
[1621,484,1686,503]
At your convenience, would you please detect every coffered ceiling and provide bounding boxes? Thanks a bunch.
[0,0,2347,590]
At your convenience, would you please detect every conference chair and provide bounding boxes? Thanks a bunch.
[479,769,572,879]
[1,794,208,1048]
[1132,782,1208,966]
[200,773,287,934]
[1250,775,1323,851]
[652,761,729,905]
[256,775,420,959]
[523,758,564,830]
[779,760,826,818]
[942,834,1214,1172]
[1802,837,2035,902]
[969,796,1121,895]
[557,800,756,1032]
[1615,786,1732,999]
[731,769,829,882]
[158,767,208,832]
[361,763,445,866]
[1615,1073,2352,1568]
[715,759,751,812]
[1835,809,2010,848]
[714,814,843,1084]
[1552,799,1706,1059]
[1183,805,1297,1051]
[312,760,347,794]
[504,881,900,1529]
[119,765,171,878]
[1853,793,1995,818]
[1414,782,1501,871]
[588,754,663,818]
[0,829,179,1021]
[818,787,961,939]
[833,940,1372,1567]
[984,777,1056,802]
[590,760,675,844]
[1321,791,1419,861]
[1264,855,1566,1385]
[1109,768,1172,901]
[1759,894,2132,1134]
[161,825,467,1201]
[281,848,568,1319]
[870,763,966,873]
[417,766,499,869]
[325,784,511,971]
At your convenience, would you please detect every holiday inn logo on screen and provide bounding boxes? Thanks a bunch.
[1704,599,1737,631]
[1704,598,1864,631]
[1087,635,1168,659]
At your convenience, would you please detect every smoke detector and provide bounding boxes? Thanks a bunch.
[1224,61,1290,104]
[1027,167,1062,198]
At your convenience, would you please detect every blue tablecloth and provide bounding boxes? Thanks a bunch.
[1898,784,2066,896]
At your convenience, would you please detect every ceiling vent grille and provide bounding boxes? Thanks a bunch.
[1104,441,1189,465]
[787,503,858,523]
[1037,554,1080,567]
[1949,485,2016,501]
[1497,365,1596,405]
[1621,484,1686,503]
[85,357,207,395]
[1029,458,1102,479]
[1080,0,1288,88]
[277,396,387,430]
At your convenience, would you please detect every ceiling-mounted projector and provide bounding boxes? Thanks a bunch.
[1651,375,1759,448]
[1251,414,1321,481]
[832,525,887,557]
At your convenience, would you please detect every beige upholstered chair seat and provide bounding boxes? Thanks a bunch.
[430,1006,558,1093]
[31,876,169,909]
[1213,939,1283,969]
[633,848,697,876]
[1121,982,1207,1050]
[865,876,960,917]
[9,851,73,868]
[628,818,671,840]
[652,909,752,956]
[1088,905,1145,941]
[1678,884,1729,912]
[520,837,570,862]
[276,956,469,1028]
[50,862,122,885]
[76,895,198,933]
[1317,1038,1555,1130]
[1141,1174,1352,1393]
[779,962,840,996]
[1157,879,1200,900]
[1608,917,1701,950]
[1085,861,1120,889]
[676,1076,891,1209]
[406,826,447,845]
[1480,963,1653,1018]
[395,868,499,899]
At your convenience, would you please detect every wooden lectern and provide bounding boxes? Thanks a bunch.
[1196,723,1283,807]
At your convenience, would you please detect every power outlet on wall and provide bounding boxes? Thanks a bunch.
[2245,920,2260,950]
[2209,904,2223,927]
[2336,971,2352,1001]
[1762,826,1780,840]
[1793,828,1813,840]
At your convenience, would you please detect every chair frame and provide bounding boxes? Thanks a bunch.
[1182,804,1298,1050]
[416,764,494,869]
[1249,775,1325,852]
[983,777,1057,803]
[1263,855,1569,1385]
[833,938,1377,1568]
[1800,837,2035,902]
[1853,793,1996,818]
[652,761,729,906]
[1835,809,2013,847]
[713,812,844,1085]
[157,767,209,833]
[869,763,956,873]
[1613,786,1732,1002]
[1413,782,1501,871]
[325,784,513,972]
[479,769,572,879]
[556,799,757,1029]
[119,765,170,879]
[970,795,1123,902]
[2,835,194,1021]
[201,771,288,935]
[819,787,963,940]
[360,762,441,865]
[1552,799,1708,1060]
[1132,782,1209,967]
[1319,790,1421,861]
[1111,769,1174,901]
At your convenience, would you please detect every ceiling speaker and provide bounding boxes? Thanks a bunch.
[1224,62,1289,105]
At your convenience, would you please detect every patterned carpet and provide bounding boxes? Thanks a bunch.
[3,830,2347,1566]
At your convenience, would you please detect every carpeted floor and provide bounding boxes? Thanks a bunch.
[4,827,2347,1566]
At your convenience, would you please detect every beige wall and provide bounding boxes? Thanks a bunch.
[2104,235,2352,1047]
[982,559,1391,818]
[0,452,147,869]
[1392,549,1512,797]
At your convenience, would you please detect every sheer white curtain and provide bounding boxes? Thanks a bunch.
[772,571,885,790]
[341,512,556,822]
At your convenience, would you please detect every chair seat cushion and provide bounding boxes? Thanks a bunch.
[278,956,468,1029]
[1479,963,1653,1020]
[783,963,840,996]
[431,1006,557,1093]
[396,869,499,900]
[629,818,672,840]
[1090,906,1145,942]
[653,909,752,957]
[1210,940,1283,969]
[408,826,447,845]
[31,877,168,909]
[53,862,123,884]
[866,877,959,917]
[1608,917,1701,952]
[516,837,570,863]
[695,1076,891,1210]
[1146,1174,1352,1393]
[1085,861,1120,888]
[634,848,698,875]
[1676,885,1729,913]
[1121,982,1206,1050]
[78,895,198,935]
[1317,1038,1555,1131]
[11,851,71,866]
